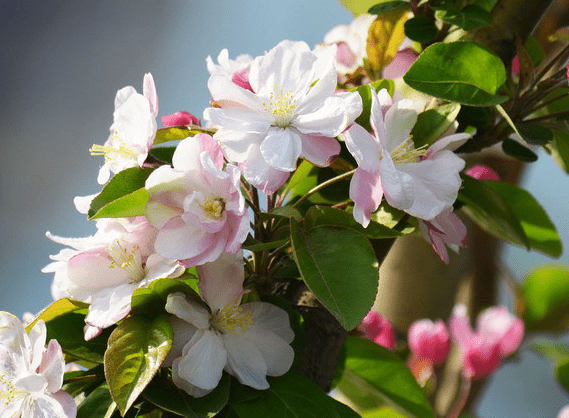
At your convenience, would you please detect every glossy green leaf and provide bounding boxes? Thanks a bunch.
[411,103,461,148]
[501,138,538,162]
[472,0,500,12]
[370,201,407,229]
[339,337,435,418]
[368,1,410,14]
[304,206,411,239]
[523,35,545,68]
[232,372,356,418]
[148,146,176,164]
[363,407,407,418]
[544,129,569,173]
[458,176,562,257]
[63,366,105,398]
[290,221,379,330]
[88,166,154,219]
[104,315,173,415]
[258,206,303,223]
[26,298,88,331]
[77,384,116,418]
[144,372,230,418]
[515,124,554,146]
[523,265,569,331]
[131,277,200,317]
[403,42,507,106]
[352,81,395,133]
[242,237,290,253]
[435,5,492,31]
[404,16,438,44]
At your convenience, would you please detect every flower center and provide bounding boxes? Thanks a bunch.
[0,374,20,408]
[89,131,138,164]
[106,240,147,283]
[203,197,226,220]
[389,138,428,165]
[210,298,253,335]
[263,84,297,128]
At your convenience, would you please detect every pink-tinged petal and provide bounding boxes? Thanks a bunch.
[85,284,137,330]
[223,211,251,255]
[143,73,158,118]
[462,335,503,379]
[295,96,349,137]
[172,330,227,393]
[465,165,501,181]
[145,166,190,200]
[145,202,182,230]
[231,67,254,92]
[67,250,131,290]
[370,88,392,141]
[336,42,357,68]
[179,229,229,267]
[383,100,418,154]
[196,134,224,170]
[383,49,417,79]
[197,252,245,312]
[29,393,74,418]
[260,128,302,172]
[171,136,207,173]
[243,326,294,376]
[300,133,341,167]
[241,302,295,344]
[408,319,450,365]
[206,74,265,112]
[449,304,474,350]
[240,146,290,194]
[476,306,524,357]
[162,111,200,127]
[51,390,77,418]
[165,293,211,330]
[350,168,383,228]
[343,123,381,172]
[39,340,65,393]
[379,153,414,211]
[223,333,269,389]
[429,230,451,264]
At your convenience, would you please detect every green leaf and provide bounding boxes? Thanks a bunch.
[352,81,395,133]
[544,129,569,173]
[501,138,538,162]
[410,103,461,148]
[555,361,569,394]
[404,16,438,44]
[290,220,379,330]
[232,371,356,418]
[44,312,112,364]
[258,206,303,223]
[370,201,407,229]
[458,176,562,257]
[77,384,116,418]
[148,146,176,164]
[530,340,569,364]
[88,167,154,220]
[26,298,89,332]
[435,5,492,31]
[368,1,410,14]
[523,35,545,68]
[403,42,507,106]
[242,238,290,253]
[153,126,215,145]
[363,407,407,418]
[144,372,230,418]
[472,0,499,12]
[339,337,435,418]
[522,265,569,331]
[131,277,200,317]
[104,315,173,415]
[515,123,554,145]
[304,206,411,239]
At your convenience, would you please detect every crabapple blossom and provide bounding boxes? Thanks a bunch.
[206,48,254,91]
[407,319,450,365]
[43,217,184,340]
[344,87,468,227]
[449,304,524,379]
[418,209,468,264]
[465,164,501,181]
[359,311,396,350]
[204,40,362,193]
[90,73,158,184]
[0,313,76,418]
[163,252,295,397]
[145,134,249,266]
[162,111,201,127]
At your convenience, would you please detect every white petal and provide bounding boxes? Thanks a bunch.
[223,333,268,390]
[344,123,381,172]
[173,330,227,392]
[197,251,245,312]
[28,320,47,372]
[165,292,211,330]
[260,128,302,172]
[39,340,65,394]
[383,100,418,154]
[85,284,136,329]
[163,316,199,367]
[295,96,348,137]
[241,302,295,344]
[204,107,270,134]
[244,326,294,376]
[379,153,414,211]
[240,145,290,194]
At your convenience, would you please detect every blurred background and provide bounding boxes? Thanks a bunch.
[1,1,569,416]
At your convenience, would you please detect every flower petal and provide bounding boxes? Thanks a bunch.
[244,326,294,376]
[165,292,211,330]
[223,333,269,390]
[260,128,302,172]
[241,302,295,344]
[300,133,341,167]
[344,123,381,172]
[197,251,245,312]
[350,168,383,228]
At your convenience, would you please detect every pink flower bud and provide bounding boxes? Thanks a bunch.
[360,311,396,351]
[511,55,520,75]
[476,306,524,357]
[408,319,450,365]
[161,111,201,127]
[465,165,500,181]
[461,335,503,379]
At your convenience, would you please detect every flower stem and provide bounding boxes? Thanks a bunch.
[292,169,356,209]
[447,375,472,418]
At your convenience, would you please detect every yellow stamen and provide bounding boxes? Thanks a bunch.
[203,197,226,220]
[389,138,428,165]
[106,241,147,283]
[263,84,297,128]
[89,132,137,164]
[210,298,253,335]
